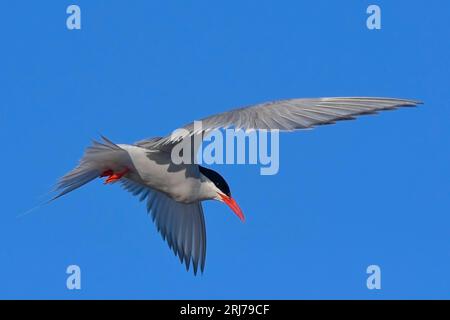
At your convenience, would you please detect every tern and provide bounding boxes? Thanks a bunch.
[55,97,420,274]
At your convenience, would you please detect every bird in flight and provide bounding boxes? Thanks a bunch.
[54,97,420,274]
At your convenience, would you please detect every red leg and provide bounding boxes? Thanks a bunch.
[104,168,130,184]
[100,169,114,177]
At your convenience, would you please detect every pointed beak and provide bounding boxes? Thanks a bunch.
[219,194,245,222]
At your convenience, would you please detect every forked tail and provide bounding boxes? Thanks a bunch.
[52,136,128,200]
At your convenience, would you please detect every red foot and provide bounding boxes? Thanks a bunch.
[100,168,130,184]
[100,169,113,177]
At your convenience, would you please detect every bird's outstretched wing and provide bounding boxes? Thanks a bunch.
[120,178,207,275]
[136,97,421,149]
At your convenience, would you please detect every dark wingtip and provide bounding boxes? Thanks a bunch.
[199,265,205,276]
[193,264,198,276]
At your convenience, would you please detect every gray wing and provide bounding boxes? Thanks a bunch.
[137,97,420,148]
[120,178,207,275]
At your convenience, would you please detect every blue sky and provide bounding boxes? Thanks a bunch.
[1,1,449,299]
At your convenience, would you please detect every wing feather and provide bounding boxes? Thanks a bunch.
[136,97,421,150]
[120,178,207,274]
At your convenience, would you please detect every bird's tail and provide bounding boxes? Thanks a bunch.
[52,136,126,201]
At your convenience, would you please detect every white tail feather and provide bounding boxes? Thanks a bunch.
[52,136,127,200]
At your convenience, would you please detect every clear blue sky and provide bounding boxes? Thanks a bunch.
[1,1,449,299]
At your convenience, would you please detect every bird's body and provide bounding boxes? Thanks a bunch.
[54,97,421,274]
[116,144,206,203]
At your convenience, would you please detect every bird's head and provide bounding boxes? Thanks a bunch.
[199,166,244,222]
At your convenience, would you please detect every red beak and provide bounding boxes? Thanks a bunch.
[220,194,245,222]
